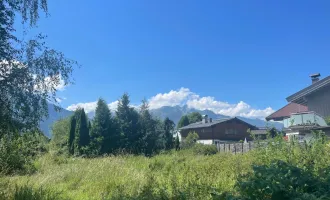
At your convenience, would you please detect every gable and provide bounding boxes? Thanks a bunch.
[286,76,330,105]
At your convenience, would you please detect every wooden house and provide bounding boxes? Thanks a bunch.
[179,115,258,145]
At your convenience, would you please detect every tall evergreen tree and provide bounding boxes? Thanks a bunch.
[91,98,117,154]
[139,99,157,155]
[164,117,175,150]
[116,93,141,153]
[74,108,90,155]
[68,116,76,155]
[177,115,190,129]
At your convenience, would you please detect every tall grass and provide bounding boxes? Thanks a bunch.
[2,134,330,199]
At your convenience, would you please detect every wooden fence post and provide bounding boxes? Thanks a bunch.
[242,142,244,154]
[234,144,236,155]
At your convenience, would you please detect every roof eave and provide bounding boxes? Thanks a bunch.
[286,76,330,103]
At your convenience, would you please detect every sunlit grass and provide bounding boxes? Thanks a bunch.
[1,150,254,200]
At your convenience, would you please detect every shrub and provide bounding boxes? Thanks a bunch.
[0,134,27,175]
[182,132,199,149]
[0,131,49,175]
[192,143,218,155]
[235,160,330,200]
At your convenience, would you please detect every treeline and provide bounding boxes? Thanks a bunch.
[52,94,180,156]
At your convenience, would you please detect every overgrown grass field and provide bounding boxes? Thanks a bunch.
[1,150,253,200]
[2,134,330,200]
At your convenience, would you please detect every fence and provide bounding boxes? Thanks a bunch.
[216,142,256,154]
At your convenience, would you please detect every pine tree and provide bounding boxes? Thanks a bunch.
[139,99,157,155]
[74,108,90,155]
[68,116,76,155]
[164,117,175,150]
[116,93,142,153]
[91,98,117,154]
[177,115,190,129]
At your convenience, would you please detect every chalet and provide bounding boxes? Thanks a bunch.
[179,115,258,144]
[266,73,330,141]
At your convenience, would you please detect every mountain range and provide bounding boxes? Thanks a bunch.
[40,104,283,137]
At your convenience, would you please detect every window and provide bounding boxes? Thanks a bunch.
[225,129,237,135]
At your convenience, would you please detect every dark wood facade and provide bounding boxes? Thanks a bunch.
[306,85,330,118]
[180,118,257,142]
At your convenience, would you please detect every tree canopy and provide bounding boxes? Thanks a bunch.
[0,0,76,136]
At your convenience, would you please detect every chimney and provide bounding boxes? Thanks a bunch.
[310,73,321,84]
[202,115,208,123]
[209,118,212,123]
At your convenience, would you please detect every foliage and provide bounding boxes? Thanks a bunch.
[70,109,90,156]
[177,115,190,129]
[177,112,202,129]
[326,116,330,126]
[182,131,199,148]
[3,132,330,199]
[235,160,330,200]
[163,117,175,150]
[0,134,27,175]
[68,116,76,155]
[50,117,71,155]
[0,131,48,175]
[139,99,158,155]
[0,183,65,200]
[0,0,76,137]
[192,143,218,155]
[116,93,143,153]
[187,112,203,124]
[90,98,117,154]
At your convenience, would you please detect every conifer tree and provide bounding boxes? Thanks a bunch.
[74,108,90,155]
[116,93,141,153]
[139,99,157,155]
[91,98,116,154]
[68,116,76,155]
[164,117,175,150]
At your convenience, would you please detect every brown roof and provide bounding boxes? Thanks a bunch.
[266,103,308,121]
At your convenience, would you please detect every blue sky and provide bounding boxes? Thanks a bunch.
[16,0,330,118]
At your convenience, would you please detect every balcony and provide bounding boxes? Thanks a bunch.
[283,111,327,128]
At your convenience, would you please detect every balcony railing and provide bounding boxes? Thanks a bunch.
[283,111,327,128]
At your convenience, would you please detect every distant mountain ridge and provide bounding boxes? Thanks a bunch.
[40,104,283,137]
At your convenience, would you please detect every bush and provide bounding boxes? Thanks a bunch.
[192,143,218,155]
[0,131,49,175]
[182,132,199,149]
[0,134,27,175]
[234,160,330,200]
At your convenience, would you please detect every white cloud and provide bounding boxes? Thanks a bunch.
[148,88,274,119]
[67,101,97,113]
[66,88,274,119]
[108,101,119,111]
[148,87,193,109]
[67,100,120,113]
